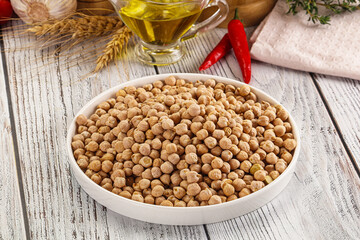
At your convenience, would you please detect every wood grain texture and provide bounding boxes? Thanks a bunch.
[0,47,26,239]
[313,74,360,169]
[1,22,207,239]
[158,29,360,239]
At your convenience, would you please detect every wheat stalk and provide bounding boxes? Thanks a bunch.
[26,14,123,39]
[95,26,133,72]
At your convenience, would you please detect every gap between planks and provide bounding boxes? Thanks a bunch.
[0,30,31,240]
[310,73,360,177]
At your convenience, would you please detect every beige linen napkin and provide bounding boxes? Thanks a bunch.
[250,0,360,80]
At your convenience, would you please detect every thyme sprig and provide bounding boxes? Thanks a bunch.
[286,0,360,24]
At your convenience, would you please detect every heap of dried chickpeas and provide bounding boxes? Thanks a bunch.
[71,76,297,207]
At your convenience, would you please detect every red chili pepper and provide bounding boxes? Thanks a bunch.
[199,33,232,71]
[228,8,251,84]
[0,0,12,25]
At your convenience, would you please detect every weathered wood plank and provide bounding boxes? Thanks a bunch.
[2,22,208,239]
[157,29,360,239]
[0,44,26,239]
[313,74,360,169]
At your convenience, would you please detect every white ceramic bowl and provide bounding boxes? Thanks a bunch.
[66,73,300,225]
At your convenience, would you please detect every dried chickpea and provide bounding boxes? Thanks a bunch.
[219,137,232,150]
[187,183,201,196]
[160,161,174,174]
[208,169,222,180]
[239,188,251,198]
[283,139,297,151]
[208,195,222,205]
[151,185,165,198]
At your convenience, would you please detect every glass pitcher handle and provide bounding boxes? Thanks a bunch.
[182,0,229,40]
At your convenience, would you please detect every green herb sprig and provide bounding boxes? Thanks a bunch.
[286,0,360,24]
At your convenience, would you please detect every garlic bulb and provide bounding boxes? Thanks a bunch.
[10,0,77,24]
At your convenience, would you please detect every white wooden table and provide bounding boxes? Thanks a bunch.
[1,22,360,240]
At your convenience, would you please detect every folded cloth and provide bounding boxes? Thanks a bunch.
[250,0,360,80]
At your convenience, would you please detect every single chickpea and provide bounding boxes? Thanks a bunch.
[242,120,252,134]
[188,104,201,117]
[266,152,278,164]
[161,118,175,130]
[132,164,144,176]
[239,188,251,198]
[164,76,176,86]
[211,146,222,156]
[196,129,208,140]
[284,122,292,132]
[142,169,153,180]
[186,171,200,183]
[150,167,162,179]
[254,170,267,181]
[139,156,152,168]
[174,200,186,207]
[250,181,265,192]
[222,183,235,196]
[281,151,293,163]
[131,194,144,203]
[201,164,212,175]
[240,160,252,173]
[274,125,286,137]
[232,178,246,191]
[160,200,173,207]
[77,159,88,169]
[202,137,216,149]
[138,143,151,156]
[151,185,165,198]
[211,158,224,169]
[261,140,275,153]
[239,85,251,97]
[144,195,155,204]
[173,186,186,199]
[208,169,222,180]
[114,177,126,188]
[258,116,270,127]
[198,188,212,201]
[160,174,171,185]
[101,160,113,173]
[203,121,216,133]
[217,117,229,128]
[76,114,88,125]
[213,129,225,140]
[168,153,180,165]
[269,170,280,180]
[221,150,233,162]
[219,137,232,150]
[160,161,174,174]
[86,141,99,152]
[88,160,101,172]
[175,123,188,135]
[249,153,261,164]
[283,139,297,151]
[208,195,222,205]
[277,109,289,121]
[187,183,201,196]
[187,200,200,207]
[166,143,177,154]
[185,152,198,164]
[228,159,240,171]
[275,161,287,173]
[90,173,102,184]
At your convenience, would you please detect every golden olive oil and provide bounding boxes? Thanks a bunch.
[119,0,204,46]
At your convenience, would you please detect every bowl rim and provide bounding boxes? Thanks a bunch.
[66,73,301,211]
